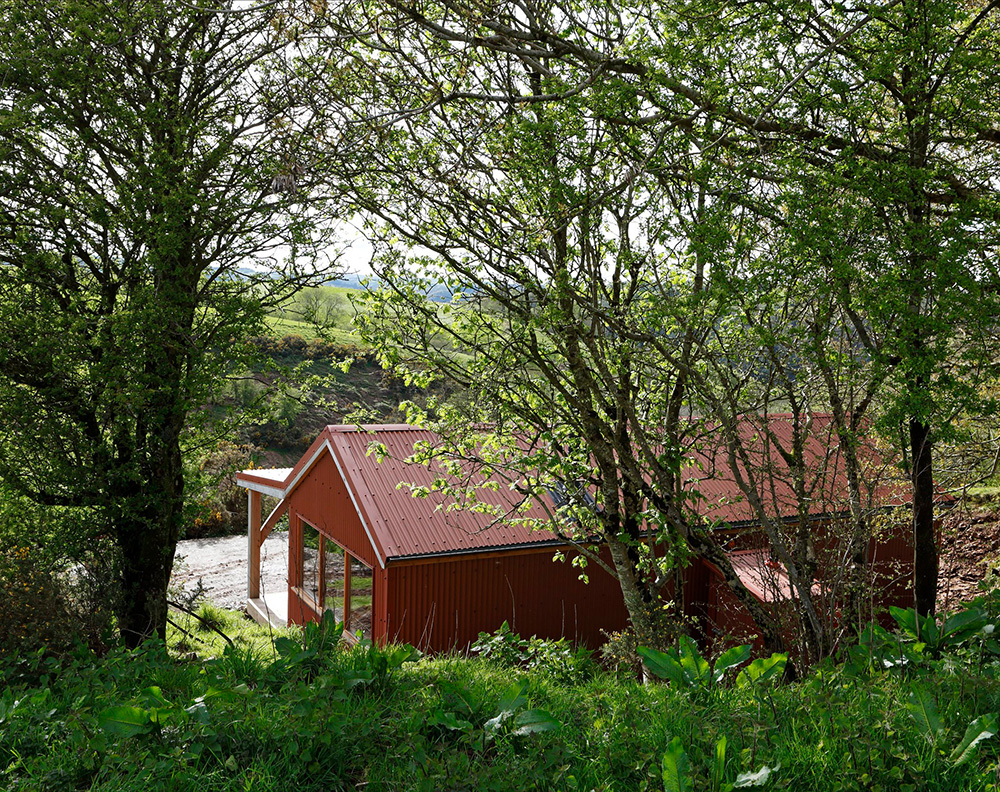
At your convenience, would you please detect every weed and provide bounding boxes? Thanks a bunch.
[4,603,1000,791]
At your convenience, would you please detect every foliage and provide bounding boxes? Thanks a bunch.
[0,0,342,645]
[638,637,752,696]
[471,621,596,685]
[184,442,260,539]
[889,606,992,656]
[0,526,118,659]
[5,600,1000,791]
[844,605,1000,677]
[660,734,779,792]
[295,0,801,652]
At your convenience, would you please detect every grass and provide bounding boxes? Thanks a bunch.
[4,600,1000,791]
[965,485,1000,502]
[167,603,296,663]
[266,285,364,345]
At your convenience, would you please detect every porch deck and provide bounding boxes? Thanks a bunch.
[247,592,288,629]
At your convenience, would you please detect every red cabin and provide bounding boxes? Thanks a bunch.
[236,419,926,653]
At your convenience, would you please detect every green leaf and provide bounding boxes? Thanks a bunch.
[98,705,152,738]
[950,713,998,766]
[940,609,987,646]
[512,709,560,736]
[713,644,752,683]
[736,654,787,688]
[921,614,939,647]
[185,701,211,724]
[273,636,300,659]
[496,680,528,714]
[713,734,728,791]
[638,646,687,688]
[428,710,473,732]
[140,686,169,708]
[735,764,778,787]
[906,685,943,741]
[889,606,920,639]
[678,635,711,687]
[661,736,692,792]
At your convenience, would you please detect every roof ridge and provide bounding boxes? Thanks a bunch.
[324,423,428,434]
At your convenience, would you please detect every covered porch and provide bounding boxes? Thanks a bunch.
[241,467,292,629]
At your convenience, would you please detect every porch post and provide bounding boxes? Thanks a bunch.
[343,549,352,629]
[248,489,262,600]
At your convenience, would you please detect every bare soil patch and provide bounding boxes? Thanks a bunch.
[938,503,1000,611]
[170,531,290,611]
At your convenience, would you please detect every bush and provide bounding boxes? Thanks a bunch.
[600,600,688,676]
[185,441,260,538]
[0,542,118,659]
[471,621,595,684]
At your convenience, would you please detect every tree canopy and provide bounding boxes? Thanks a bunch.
[289,0,1000,651]
[0,0,341,643]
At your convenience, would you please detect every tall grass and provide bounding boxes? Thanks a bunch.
[3,606,1000,791]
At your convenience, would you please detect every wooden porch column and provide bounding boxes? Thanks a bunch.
[248,490,262,600]
[343,549,352,629]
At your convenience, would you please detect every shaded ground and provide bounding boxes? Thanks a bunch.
[938,503,1000,611]
[170,531,290,611]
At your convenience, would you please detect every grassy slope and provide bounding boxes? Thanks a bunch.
[266,285,362,344]
[3,605,1000,792]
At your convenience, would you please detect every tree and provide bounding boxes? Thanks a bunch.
[0,0,340,644]
[308,0,1000,617]
[293,0,802,655]
[719,0,1000,615]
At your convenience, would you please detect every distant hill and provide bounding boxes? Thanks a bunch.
[327,273,454,303]
[231,267,455,303]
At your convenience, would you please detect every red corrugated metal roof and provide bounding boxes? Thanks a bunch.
[722,550,825,603]
[236,416,918,561]
[326,426,561,559]
[237,425,563,561]
[684,414,910,526]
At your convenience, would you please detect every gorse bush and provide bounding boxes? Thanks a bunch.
[0,544,68,656]
[185,442,260,538]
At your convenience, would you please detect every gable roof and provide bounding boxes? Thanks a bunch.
[237,425,564,563]
[236,417,916,562]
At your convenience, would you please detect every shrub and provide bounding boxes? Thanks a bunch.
[471,621,595,684]
[185,441,260,538]
[600,600,688,676]
[0,542,118,659]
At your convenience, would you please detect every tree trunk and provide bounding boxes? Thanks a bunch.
[910,417,937,616]
[115,446,184,646]
[606,536,656,636]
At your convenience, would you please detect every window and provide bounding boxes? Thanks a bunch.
[299,519,373,638]
[323,552,373,639]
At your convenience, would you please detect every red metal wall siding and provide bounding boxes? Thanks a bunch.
[705,564,769,653]
[867,519,917,613]
[384,547,629,652]
[703,518,919,653]
[287,451,379,570]
[373,566,390,643]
